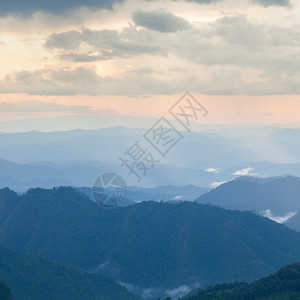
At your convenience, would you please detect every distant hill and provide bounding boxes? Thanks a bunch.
[2,127,300,189]
[0,159,206,198]
[1,187,300,299]
[0,280,13,300]
[197,176,300,231]
[183,262,300,300]
[0,244,140,300]
[0,158,213,190]
[77,184,208,205]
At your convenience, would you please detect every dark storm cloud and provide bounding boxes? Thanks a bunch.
[0,0,124,17]
[132,10,191,33]
[250,0,291,6]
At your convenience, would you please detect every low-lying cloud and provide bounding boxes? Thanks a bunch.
[119,282,199,299]
[210,181,228,188]
[261,209,297,223]
[233,167,256,176]
[206,167,219,173]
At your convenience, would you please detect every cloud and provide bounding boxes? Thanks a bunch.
[3,14,300,96]
[251,0,291,7]
[0,67,116,95]
[170,0,221,3]
[45,30,82,50]
[261,209,297,223]
[128,67,163,75]
[0,66,191,95]
[205,167,219,173]
[170,15,300,81]
[0,100,95,114]
[0,0,124,17]
[45,26,164,61]
[233,167,256,176]
[119,282,199,299]
[212,15,267,48]
[165,285,195,298]
[132,10,191,33]
[119,282,160,299]
[170,0,289,5]
[210,181,228,188]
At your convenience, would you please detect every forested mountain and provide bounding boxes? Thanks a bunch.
[1,187,300,299]
[183,262,300,300]
[197,176,300,231]
[0,244,140,300]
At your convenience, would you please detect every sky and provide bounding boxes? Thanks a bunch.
[0,0,300,131]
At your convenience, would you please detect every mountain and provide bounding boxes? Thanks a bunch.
[0,126,299,167]
[183,262,300,300]
[197,176,300,231]
[1,187,300,299]
[1,127,300,189]
[0,159,108,191]
[0,158,214,190]
[0,244,140,300]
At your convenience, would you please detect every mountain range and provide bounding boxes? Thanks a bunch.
[1,186,300,299]
[1,126,300,189]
